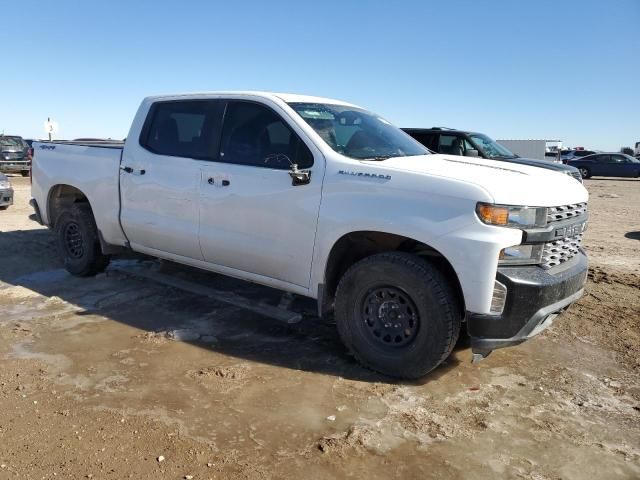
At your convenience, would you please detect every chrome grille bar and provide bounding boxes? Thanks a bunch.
[541,234,583,269]
[546,203,587,223]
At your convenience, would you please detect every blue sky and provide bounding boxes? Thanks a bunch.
[1,0,638,150]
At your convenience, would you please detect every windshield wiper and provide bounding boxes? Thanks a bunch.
[364,155,395,161]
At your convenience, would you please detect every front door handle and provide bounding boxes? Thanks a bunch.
[222,179,230,186]
[120,165,146,175]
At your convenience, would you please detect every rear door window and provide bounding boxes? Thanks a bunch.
[219,101,313,169]
[141,100,224,159]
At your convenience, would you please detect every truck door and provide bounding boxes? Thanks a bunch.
[120,100,224,260]
[198,100,323,289]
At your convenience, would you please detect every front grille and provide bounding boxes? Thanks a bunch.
[2,152,25,160]
[541,234,583,269]
[546,203,587,223]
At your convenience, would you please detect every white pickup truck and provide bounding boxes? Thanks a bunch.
[31,92,589,378]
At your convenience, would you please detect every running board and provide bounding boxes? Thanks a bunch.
[110,264,303,325]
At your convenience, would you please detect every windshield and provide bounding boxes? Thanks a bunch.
[0,137,24,148]
[289,103,429,160]
[469,134,517,159]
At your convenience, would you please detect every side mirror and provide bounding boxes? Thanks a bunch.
[289,164,311,186]
[264,154,311,186]
[465,149,480,158]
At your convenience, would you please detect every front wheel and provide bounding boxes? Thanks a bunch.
[55,203,110,276]
[334,252,462,379]
[579,167,591,179]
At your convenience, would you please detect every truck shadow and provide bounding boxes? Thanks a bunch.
[0,228,464,384]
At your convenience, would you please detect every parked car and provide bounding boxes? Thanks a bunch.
[0,135,31,176]
[403,128,583,183]
[31,92,589,378]
[0,172,14,210]
[561,149,596,162]
[568,153,640,179]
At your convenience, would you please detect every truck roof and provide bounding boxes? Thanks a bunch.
[143,91,360,108]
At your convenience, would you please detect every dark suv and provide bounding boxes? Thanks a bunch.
[0,135,31,176]
[403,128,583,183]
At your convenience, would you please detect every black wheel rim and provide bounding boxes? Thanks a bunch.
[63,222,84,259]
[361,286,420,348]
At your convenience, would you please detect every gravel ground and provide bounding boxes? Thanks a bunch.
[0,175,638,479]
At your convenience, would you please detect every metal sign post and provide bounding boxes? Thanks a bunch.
[44,118,58,141]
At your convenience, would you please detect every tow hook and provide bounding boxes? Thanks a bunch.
[471,350,492,363]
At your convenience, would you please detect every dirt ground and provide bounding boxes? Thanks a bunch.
[0,175,638,479]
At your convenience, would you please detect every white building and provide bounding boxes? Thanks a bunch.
[496,139,561,161]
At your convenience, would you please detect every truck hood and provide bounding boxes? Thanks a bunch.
[367,154,588,206]
[504,156,578,173]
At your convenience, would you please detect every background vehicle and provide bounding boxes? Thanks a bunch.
[561,149,596,162]
[635,141,640,158]
[24,138,35,157]
[568,153,640,179]
[31,92,589,378]
[0,135,31,176]
[0,172,14,209]
[403,128,583,183]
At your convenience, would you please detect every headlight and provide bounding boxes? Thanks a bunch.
[476,203,547,228]
[499,244,544,265]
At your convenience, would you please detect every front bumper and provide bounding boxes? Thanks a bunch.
[0,187,14,207]
[466,251,588,355]
[0,160,30,173]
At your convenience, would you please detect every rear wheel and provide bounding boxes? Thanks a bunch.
[21,170,30,177]
[334,252,462,379]
[55,203,110,276]
[578,167,591,179]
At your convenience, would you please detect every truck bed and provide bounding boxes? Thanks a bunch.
[31,141,128,247]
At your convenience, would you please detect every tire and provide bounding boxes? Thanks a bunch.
[21,170,30,177]
[55,203,110,276]
[578,167,591,179]
[334,252,462,379]
[0,206,8,210]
